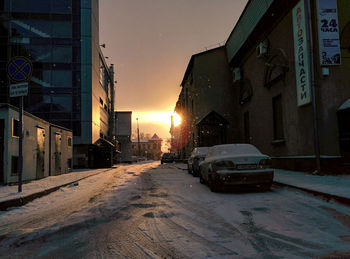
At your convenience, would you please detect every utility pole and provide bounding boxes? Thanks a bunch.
[136,118,141,157]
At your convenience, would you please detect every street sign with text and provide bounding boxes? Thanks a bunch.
[10,82,28,97]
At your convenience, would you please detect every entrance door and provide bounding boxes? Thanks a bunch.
[0,120,4,184]
[36,128,45,179]
[55,133,62,174]
[198,124,226,147]
[338,108,350,163]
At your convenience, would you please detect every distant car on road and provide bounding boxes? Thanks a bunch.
[199,144,274,192]
[187,147,210,177]
[161,153,177,164]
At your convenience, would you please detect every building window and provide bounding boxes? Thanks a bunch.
[67,136,72,147]
[99,97,103,106]
[244,112,250,143]
[273,95,284,140]
[12,119,19,137]
[11,156,18,176]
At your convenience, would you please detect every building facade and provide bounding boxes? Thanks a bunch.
[225,0,350,173]
[172,47,236,158]
[174,0,350,173]
[0,104,73,185]
[115,111,132,163]
[132,134,162,160]
[0,0,115,168]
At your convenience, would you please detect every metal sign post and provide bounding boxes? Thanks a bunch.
[7,56,32,192]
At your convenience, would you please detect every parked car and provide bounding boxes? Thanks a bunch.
[187,147,210,176]
[199,144,274,192]
[161,153,177,164]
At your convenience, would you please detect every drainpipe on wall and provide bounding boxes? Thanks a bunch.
[306,0,321,174]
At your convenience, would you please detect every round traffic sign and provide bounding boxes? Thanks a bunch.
[7,56,33,83]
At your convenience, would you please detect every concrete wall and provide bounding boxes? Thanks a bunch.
[116,112,132,136]
[115,112,132,163]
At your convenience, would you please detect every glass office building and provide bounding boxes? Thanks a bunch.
[0,0,116,168]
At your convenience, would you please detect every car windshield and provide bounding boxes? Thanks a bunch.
[207,144,262,158]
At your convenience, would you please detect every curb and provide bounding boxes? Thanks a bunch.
[0,167,115,211]
[273,181,350,207]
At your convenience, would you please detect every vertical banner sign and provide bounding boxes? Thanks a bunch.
[317,0,341,65]
[293,0,311,106]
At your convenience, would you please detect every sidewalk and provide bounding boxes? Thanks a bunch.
[274,169,350,205]
[0,167,114,211]
[174,163,350,205]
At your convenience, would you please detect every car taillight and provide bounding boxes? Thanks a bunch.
[213,160,236,170]
[259,159,271,168]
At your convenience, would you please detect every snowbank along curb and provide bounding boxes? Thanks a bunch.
[0,168,114,211]
[273,181,350,207]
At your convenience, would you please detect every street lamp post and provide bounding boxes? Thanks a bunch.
[136,118,141,157]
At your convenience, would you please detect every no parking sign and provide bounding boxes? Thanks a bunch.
[7,56,33,97]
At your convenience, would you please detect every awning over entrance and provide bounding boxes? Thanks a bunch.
[196,110,228,126]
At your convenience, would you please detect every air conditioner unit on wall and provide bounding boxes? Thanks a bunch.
[232,67,241,82]
[256,41,268,58]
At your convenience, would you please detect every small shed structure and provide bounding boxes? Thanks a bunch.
[0,104,73,185]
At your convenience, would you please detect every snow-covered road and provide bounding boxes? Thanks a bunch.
[1,161,350,258]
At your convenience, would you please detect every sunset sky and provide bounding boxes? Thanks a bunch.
[99,0,248,143]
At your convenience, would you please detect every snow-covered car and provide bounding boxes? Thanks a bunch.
[187,147,210,177]
[199,144,274,192]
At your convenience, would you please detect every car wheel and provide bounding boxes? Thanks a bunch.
[199,174,205,184]
[209,176,219,192]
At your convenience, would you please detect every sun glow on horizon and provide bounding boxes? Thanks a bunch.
[133,111,181,128]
